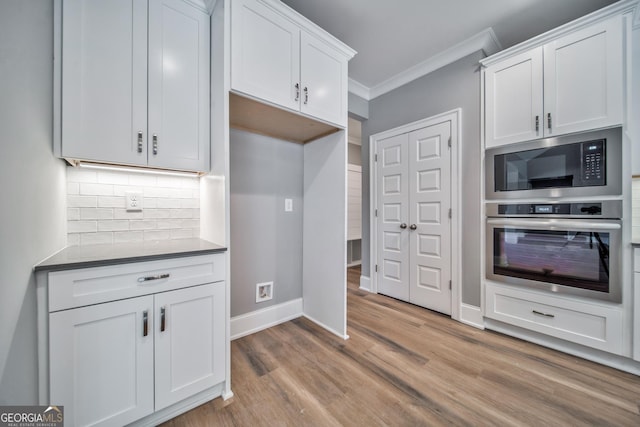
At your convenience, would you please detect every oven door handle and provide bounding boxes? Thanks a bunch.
[487,218,621,231]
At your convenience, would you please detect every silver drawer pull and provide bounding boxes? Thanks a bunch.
[532,310,555,318]
[137,273,170,283]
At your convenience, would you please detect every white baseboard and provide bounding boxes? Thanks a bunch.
[359,275,371,292]
[303,314,350,340]
[230,298,303,340]
[459,303,484,329]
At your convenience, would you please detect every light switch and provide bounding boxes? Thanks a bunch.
[285,198,293,212]
[125,191,143,212]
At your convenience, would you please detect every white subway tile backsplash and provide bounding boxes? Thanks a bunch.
[80,208,114,220]
[66,167,200,245]
[80,183,114,196]
[68,195,97,208]
[98,220,130,232]
[68,220,97,233]
[114,231,144,243]
[67,182,79,195]
[67,208,80,221]
[81,232,113,245]
[144,230,171,241]
[130,220,157,231]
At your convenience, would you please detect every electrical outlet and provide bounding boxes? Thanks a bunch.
[125,191,143,212]
[256,281,273,303]
[285,198,293,212]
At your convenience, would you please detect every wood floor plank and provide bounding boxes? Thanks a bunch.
[163,267,640,426]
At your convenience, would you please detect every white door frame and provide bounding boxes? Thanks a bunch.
[369,109,462,321]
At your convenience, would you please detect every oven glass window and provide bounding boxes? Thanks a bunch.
[492,228,609,293]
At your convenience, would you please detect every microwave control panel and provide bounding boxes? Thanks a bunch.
[582,140,605,185]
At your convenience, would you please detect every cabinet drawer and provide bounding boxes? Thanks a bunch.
[485,283,623,354]
[634,248,640,273]
[48,254,225,312]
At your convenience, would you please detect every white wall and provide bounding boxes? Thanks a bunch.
[0,2,67,403]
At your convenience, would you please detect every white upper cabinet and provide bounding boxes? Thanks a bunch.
[59,0,210,172]
[231,0,300,112]
[485,48,544,147]
[230,0,353,128]
[543,17,623,137]
[484,15,623,148]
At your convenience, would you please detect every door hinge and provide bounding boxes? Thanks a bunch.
[448,137,451,148]
[448,208,452,219]
[375,209,378,217]
[374,153,378,162]
[375,264,378,273]
[449,280,452,290]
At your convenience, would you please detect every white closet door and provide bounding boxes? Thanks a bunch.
[376,134,410,301]
[408,122,452,315]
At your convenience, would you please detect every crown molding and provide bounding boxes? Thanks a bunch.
[633,0,640,29]
[348,28,501,101]
[481,0,638,67]
[348,78,371,101]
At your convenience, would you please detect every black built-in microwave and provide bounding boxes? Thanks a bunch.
[486,127,622,200]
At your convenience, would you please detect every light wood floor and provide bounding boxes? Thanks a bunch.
[163,267,640,426]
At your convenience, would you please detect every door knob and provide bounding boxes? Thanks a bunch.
[400,223,407,229]
[409,224,417,230]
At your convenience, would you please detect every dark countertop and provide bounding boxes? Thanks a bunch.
[35,238,227,272]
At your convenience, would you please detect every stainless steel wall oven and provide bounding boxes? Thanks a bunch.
[486,201,622,302]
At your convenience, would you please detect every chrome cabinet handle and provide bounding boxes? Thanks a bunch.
[143,310,148,337]
[532,310,555,318]
[152,134,158,155]
[409,224,417,230]
[137,273,170,283]
[547,113,552,131]
[295,83,300,101]
[535,116,539,132]
[400,223,407,229]
[160,306,166,332]
[303,87,309,104]
[137,131,143,153]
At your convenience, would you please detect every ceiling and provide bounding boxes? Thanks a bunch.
[281,0,619,97]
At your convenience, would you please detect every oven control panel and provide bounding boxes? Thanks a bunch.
[487,200,622,219]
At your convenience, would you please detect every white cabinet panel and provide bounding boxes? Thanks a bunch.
[544,16,623,137]
[58,0,210,172]
[50,296,154,427]
[148,0,210,171]
[300,32,347,127]
[61,0,148,165]
[155,282,225,410]
[231,0,300,111]
[485,283,623,354]
[484,16,623,148]
[230,0,352,128]
[485,48,543,148]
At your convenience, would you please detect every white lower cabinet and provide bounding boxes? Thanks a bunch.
[485,282,623,354]
[40,254,227,427]
[634,249,640,361]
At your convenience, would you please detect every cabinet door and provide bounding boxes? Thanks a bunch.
[61,0,147,165]
[300,31,348,127]
[544,16,623,137]
[485,48,544,148]
[50,296,154,427]
[231,0,300,112]
[154,282,225,410]
[148,0,210,172]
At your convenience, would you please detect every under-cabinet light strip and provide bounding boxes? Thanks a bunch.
[76,161,201,178]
